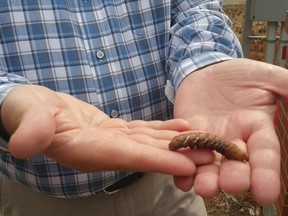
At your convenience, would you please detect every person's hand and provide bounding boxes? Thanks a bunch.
[173,58,288,205]
[1,85,214,176]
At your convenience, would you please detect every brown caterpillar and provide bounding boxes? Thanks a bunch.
[169,132,249,162]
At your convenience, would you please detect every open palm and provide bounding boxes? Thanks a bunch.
[174,58,288,205]
[1,85,214,177]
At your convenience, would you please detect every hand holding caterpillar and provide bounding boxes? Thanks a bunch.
[169,132,249,162]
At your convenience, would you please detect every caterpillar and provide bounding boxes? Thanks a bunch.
[169,132,249,162]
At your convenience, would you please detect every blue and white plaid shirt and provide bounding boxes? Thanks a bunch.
[0,0,242,198]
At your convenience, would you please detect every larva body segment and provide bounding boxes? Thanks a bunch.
[169,132,249,162]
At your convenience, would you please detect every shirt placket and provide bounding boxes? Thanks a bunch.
[79,1,132,119]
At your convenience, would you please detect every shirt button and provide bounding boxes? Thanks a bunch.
[96,50,105,59]
[110,109,119,118]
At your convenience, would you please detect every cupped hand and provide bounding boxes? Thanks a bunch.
[1,85,214,176]
[173,58,288,205]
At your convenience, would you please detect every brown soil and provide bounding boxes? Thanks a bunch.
[224,4,267,62]
[203,4,269,216]
[205,191,262,216]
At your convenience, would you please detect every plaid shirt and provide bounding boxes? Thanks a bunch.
[0,0,242,198]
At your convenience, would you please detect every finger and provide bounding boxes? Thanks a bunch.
[218,139,250,194]
[99,119,192,140]
[247,123,281,205]
[125,125,192,150]
[254,61,288,96]
[127,118,192,132]
[193,163,221,199]
[128,134,173,150]
[173,175,195,192]
[221,59,288,97]
[45,130,197,176]
[178,148,216,165]
[127,128,208,149]
[173,149,215,191]
[127,128,188,151]
[219,160,250,193]
[128,127,182,139]
[114,143,197,176]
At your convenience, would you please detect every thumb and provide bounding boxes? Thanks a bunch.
[222,59,288,97]
[1,86,56,158]
[9,106,55,158]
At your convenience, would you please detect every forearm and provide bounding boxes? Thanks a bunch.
[166,0,243,104]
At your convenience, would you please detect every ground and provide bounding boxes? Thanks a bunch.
[203,4,267,216]
[204,191,262,216]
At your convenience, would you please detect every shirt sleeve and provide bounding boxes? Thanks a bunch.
[165,0,243,103]
[0,71,31,105]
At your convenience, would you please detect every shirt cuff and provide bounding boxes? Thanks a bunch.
[0,84,20,152]
[0,84,21,105]
[165,52,235,103]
